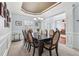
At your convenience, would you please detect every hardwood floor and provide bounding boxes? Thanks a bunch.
[7,40,79,56]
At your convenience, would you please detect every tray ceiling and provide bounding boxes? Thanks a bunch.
[21,2,57,14]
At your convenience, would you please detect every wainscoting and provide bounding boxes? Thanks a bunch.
[0,30,11,56]
[73,33,79,49]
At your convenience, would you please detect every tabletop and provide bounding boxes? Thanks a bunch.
[33,32,51,40]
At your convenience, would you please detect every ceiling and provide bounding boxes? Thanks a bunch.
[21,2,56,14]
[7,2,65,18]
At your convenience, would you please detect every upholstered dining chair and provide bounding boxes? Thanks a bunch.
[43,29,60,56]
[27,30,39,56]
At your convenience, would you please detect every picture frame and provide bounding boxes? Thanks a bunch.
[4,20,10,27]
[0,2,4,17]
[15,21,22,26]
[3,2,7,18]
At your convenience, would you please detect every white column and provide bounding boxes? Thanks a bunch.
[63,2,75,48]
[73,3,79,49]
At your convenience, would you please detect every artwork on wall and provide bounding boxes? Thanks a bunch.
[0,2,11,27]
[7,9,11,22]
[15,21,22,26]
[0,3,2,15]
[4,20,10,27]
[0,2,4,17]
[4,2,11,27]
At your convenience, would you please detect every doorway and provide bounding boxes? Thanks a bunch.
[55,19,66,45]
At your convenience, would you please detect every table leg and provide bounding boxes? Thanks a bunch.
[38,41,44,56]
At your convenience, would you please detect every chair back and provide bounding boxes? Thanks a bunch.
[27,31,33,43]
[51,29,60,47]
[22,30,27,41]
[49,29,54,37]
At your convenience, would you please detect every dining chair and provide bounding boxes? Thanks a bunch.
[43,29,60,56]
[22,30,28,47]
[27,30,39,56]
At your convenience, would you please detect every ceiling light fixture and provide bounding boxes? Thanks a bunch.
[37,17,44,20]
[34,18,37,20]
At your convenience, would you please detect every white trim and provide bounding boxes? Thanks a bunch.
[66,32,73,48]
[3,41,11,56]
[73,33,79,35]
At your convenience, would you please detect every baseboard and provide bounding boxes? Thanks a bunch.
[3,41,11,56]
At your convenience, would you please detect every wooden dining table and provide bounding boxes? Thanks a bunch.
[33,33,51,56]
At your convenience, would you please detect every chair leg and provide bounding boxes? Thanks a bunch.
[24,40,25,45]
[33,47,35,56]
[24,42,25,47]
[55,47,58,56]
[24,43,27,47]
[49,50,52,56]
[26,42,27,47]
[27,43,30,51]
[28,45,31,52]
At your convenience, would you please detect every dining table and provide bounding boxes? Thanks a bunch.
[33,32,51,56]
